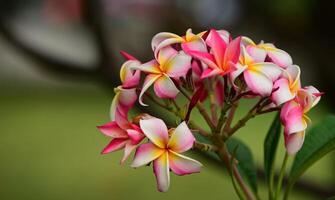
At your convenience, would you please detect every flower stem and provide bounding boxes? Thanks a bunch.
[179,87,216,131]
[216,142,255,200]
[275,152,289,200]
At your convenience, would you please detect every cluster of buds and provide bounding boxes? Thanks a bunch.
[97,28,322,192]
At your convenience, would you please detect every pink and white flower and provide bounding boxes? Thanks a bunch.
[110,56,141,120]
[184,29,241,78]
[97,113,145,164]
[280,86,322,154]
[135,46,192,105]
[242,37,292,68]
[271,65,301,105]
[131,118,202,192]
[230,45,282,96]
[152,28,207,57]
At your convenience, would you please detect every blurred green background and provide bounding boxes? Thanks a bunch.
[0,0,334,199]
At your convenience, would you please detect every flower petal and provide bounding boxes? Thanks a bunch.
[251,62,282,82]
[131,142,165,167]
[153,152,170,192]
[182,37,207,53]
[304,86,321,108]
[118,88,137,108]
[153,75,179,98]
[120,60,141,88]
[152,32,183,53]
[267,47,293,68]
[101,138,128,154]
[127,129,144,144]
[223,36,241,68]
[285,130,305,155]
[206,29,226,66]
[139,118,169,148]
[139,74,161,106]
[169,151,202,175]
[230,63,247,89]
[158,46,178,66]
[97,121,128,138]
[164,51,191,77]
[246,45,267,62]
[271,78,295,105]
[184,50,217,69]
[216,30,230,44]
[283,103,307,134]
[244,69,273,96]
[134,60,161,74]
[201,68,222,79]
[121,142,137,164]
[168,122,195,153]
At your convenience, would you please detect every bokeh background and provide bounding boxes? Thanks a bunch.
[0,0,334,199]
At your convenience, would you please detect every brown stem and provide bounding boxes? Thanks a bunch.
[223,102,238,133]
[194,141,218,152]
[179,87,216,131]
[216,142,255,200]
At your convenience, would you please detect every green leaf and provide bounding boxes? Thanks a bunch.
[263,113,281,198]
[289,115,335,184]
[227,138,258,194]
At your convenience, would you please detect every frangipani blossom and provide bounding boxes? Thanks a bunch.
[185,29,241,78]
[271,65,301,105]
[110,57,141,120]
[280,87,322,154]
[152,28,207,56]
[131,118,202,192]
[242,37,293,68]
[135,46,191,106]
[230,45,282,96]
[98,113,145,164]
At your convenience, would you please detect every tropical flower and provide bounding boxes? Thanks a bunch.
[135,46,191,106]
[110,56,141,120]
[152,28,207,57]
[271,65,301,105]
[131,118,202,192]
[230,45,282,96]
[184,29,241,78]
[280,86,322,154]
[242,36,292,68]
[97,112,145,164]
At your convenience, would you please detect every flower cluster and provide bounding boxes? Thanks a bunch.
[97,28,321,192]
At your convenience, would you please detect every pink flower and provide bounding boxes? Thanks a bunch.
[242,37,293,68]
[280,86,322,154]
[184,29,241,78]
[135,46,192,105]
[152,28,207,57]
[230,45,282,96]
[271,65,301,105]
[110,56,141,120]
[131,118,202,192]
[97,113,145,164]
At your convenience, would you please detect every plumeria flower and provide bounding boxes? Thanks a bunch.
[271,65,301,105]
[230,45,282,96]
[280,86,322,154]
[152,28,207,56]
[185,29,241,78]
[242,36,292,68]
[135,46,192,106]
[131,118,202,192]
[110,56,141,120]
[97,112,145,164]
